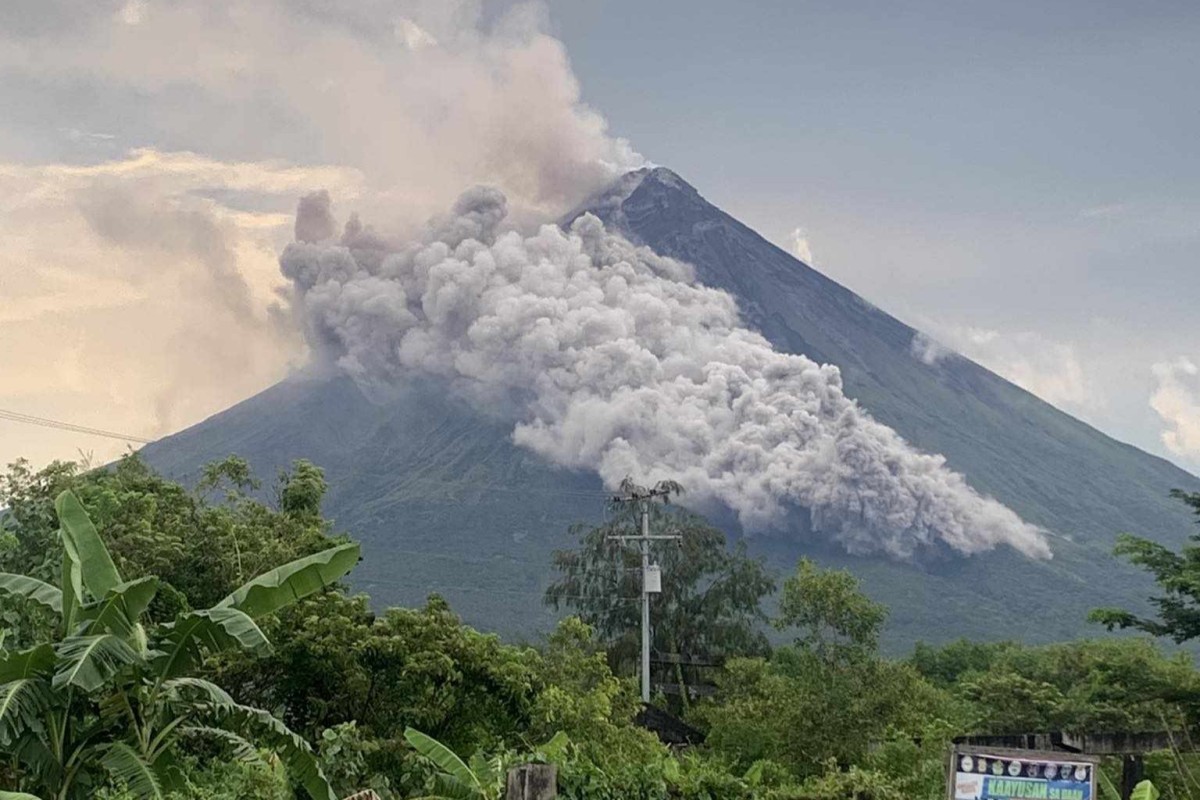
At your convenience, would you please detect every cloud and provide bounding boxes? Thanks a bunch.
[911,323,1099,414]
[0,0,643,224]
[0,148,363,468]
[789,227,815,265]
[1151,358,1200,460]
[0,0,644,468]
[1078,203,1131,220]
[117,0,147,26]
[910,332,952,366]
[280,188,1050,561]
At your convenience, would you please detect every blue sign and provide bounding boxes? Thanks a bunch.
[952,754,1095,800]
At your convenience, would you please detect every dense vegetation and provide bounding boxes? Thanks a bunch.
[3,455,1200,798]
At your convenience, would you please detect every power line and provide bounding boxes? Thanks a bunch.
[0,408,152,444]
[352,574,640,603]
[354,545,641,574]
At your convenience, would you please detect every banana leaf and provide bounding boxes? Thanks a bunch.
[0,574,61,615]
[217,543,359,618]
[56,490,121,600]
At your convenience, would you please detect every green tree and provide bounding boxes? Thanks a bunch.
[277,461,327,519]
[0,490,358,800]
[909,638,1015,688]
[545,497,774,693]
[0,455,341,633]
[403,727,507,800]
[530,618,674,800]
[215,591,542,776]
[920,637,1200,734]
[1091,490,1200,642]
[776,557,887,666]
[701,559,954,782]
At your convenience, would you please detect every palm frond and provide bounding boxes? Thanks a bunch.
[216,543,360,618]
[99,741,164,800]
[11,735,61,787]
[161,676,235,706]
[180,725,262,762]
[0,644,55,682]
[80,577,159,639]
[0,573,62,615]
[52,634,141,692]
[201,701,336,800]
[60,533,83,633]
[404,728,483,798]
[428,773,480,800]
[152,608,269,680]
[1131,780,1160,800]
[56,490,121,599]
[0,678,51,745]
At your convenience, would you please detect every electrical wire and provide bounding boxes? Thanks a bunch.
[367,545,641,574]
[351,574,640,603]
[0,408,152,444]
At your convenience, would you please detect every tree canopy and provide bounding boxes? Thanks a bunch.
[544,500,775,676]
[1092,490,1200,642]
[4,456,1200,799]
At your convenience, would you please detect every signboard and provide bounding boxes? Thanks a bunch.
[949,746,1098,800]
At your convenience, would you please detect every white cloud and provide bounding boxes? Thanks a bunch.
[910,331,952,366]
[912,323,1100,414]
[394,17,437,50]
[1151,358,1200,460]
[0,0,642,224]
[0,148,364,468]
[0,0,645,468]
[1078,202,1131,220]
[117,0,148,27]
[789,227,815,265]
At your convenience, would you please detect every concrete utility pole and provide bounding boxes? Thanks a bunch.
[609,480,681,703]
[506,764,556,799]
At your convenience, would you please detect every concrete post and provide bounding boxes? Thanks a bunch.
[506,764,557,800]
[1120,755,1145,800]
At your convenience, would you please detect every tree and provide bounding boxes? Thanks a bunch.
[216,592,541,758]
[909,639,1014,688]
[277,460,327,519]
[701,559,952,782]
[529,618,674,800]
[0,455,343,634]
[544,498,774,689]
[0,489,359,800]
[1091,490,1200,642]
[403,728,507,800]
[776,557,887,666]
[916,637,1200,734]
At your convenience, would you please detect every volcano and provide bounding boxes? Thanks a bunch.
[141,168,1200,649]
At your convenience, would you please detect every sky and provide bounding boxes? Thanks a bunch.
[1,0,1198,476]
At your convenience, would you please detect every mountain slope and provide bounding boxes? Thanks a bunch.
[581,168,1198,547]
[142,168,1200,649]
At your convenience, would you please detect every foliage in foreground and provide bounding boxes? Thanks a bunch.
[0,488,358,800]
[6,457,1200,798]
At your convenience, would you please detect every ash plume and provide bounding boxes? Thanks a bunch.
[280,189,1051,561]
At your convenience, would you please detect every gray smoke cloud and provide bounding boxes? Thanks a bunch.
[295,190,338,244]
[280,188,1052,561]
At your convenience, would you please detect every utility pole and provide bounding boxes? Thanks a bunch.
[609,480,681,704]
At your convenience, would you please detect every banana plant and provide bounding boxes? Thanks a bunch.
[0,490,360,800]
[1131,779,1160,800]
[403,728,568,800]
[403,728,506,800]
